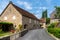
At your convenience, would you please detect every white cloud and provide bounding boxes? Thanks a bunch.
[17,1,32,10]
[43,7,47,10]
[36,11,40,13]
[39,7,47,10]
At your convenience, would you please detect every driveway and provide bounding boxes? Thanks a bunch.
[18,29,56,40]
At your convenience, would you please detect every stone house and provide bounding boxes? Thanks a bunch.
[50,10,59,23]
[40,18,46,28]
[0,2,40,30]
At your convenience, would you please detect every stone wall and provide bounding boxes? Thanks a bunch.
[0,29,28,40]
[0,4,22,28]
[22,16,40,30]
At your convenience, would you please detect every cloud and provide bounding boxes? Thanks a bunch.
[39,7,47,10]
[42,7,47,10]
[17,1,32,10]
[36,11,40,13]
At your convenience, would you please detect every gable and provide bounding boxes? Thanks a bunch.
[0,3,22,22]
[0,2,39,21]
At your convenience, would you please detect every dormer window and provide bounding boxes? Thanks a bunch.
[12,16,16,20]
[4,16,7,20]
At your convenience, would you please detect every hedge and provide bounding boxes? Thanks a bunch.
[0,22,14,32]
[47,23,60,38]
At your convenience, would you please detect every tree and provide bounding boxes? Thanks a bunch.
[46,18,50,24]
[55,6,60,19]
[42,10,50,24]
[42,10,47,18]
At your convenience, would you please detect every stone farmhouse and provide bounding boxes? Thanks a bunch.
[40,18,46,28]
[50,10,59,23]
[0,2,40,30]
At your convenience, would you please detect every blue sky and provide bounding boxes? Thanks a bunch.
[0,0,60,19]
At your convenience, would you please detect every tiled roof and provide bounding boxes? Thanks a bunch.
[0,2,39,21]
[40,18,46,23]
[50,10,56,19]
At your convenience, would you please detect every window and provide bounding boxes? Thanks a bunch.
[29,19,31,23]
[4,16,7,20]
[12,16,16,20]
[24,24,27,29]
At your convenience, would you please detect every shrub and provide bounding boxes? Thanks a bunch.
[0,22,13,32]
[46,18,50,24]
[19,24,23,30]
[16,24,23,32]
[47,23,60,38]
[47,23,55,28]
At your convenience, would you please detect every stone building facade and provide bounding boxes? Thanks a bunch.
[50,10,59,23]
[0,2,40,30]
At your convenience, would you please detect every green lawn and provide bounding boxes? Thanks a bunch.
[0,29,11,37]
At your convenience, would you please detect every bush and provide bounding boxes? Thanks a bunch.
[47,23,55,28]
[53,28,60,38]
[19,24,23,30]
[0,22,13,32]
[46,18,50,24]
[16,24,23,32]
[47,23,60,38]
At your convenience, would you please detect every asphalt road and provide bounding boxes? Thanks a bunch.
[18,29,56,40]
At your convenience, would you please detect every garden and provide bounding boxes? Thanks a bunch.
[47,22,60,38]
[0,22,23,37]
[0,22,14,37]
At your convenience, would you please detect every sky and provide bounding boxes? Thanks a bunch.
[0,0,60,19]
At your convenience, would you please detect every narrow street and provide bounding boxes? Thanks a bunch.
[18,29,56,40]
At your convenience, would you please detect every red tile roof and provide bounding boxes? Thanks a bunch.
[0,2,39,21]
[40,18,46,23]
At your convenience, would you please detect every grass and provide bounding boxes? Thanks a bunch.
[0,29,11,37]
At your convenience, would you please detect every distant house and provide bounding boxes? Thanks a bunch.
[50,10,59,23]
[40,18,46,28]
[0,2,40,30]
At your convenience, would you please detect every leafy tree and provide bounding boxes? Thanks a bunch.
[42,10,50,24]
[46,18,50,24]
[42,10,47,18]
[55,6,60,19]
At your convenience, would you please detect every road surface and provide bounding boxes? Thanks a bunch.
[18,29,56,40]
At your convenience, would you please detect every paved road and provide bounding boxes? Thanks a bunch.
[18,29,56,40]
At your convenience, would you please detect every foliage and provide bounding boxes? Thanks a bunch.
[0,22,13,32]
[54,6,60,19]
[16,24,23,32]
[0,29,11,37]
[48,28,60,38]
[0,22,13,24]
[47,23,55,28]
[42,10,48,18]
[47,23,60,38]
[46,18,50,24]
[19,24,23,30]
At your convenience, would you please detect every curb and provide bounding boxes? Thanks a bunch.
[45,28,60,40]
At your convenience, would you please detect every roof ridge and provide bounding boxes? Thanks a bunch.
[0,1,39,21]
